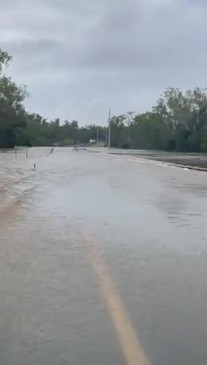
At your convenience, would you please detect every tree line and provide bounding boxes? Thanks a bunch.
[1,48,207,152]
[0,49,107,148]
[110,87,207,152]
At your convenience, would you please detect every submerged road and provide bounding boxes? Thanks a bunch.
[1,147,207,365]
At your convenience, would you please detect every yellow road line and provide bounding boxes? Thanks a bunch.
[89,245,150,365]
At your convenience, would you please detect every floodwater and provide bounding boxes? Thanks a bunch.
[1,147,207,365]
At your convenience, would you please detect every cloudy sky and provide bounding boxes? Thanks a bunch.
[0,0,207,124]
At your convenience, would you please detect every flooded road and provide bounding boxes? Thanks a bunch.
[1,147,207,365]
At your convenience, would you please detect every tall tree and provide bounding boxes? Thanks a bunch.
[0,50,29,148]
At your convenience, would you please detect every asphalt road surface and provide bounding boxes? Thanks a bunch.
[1,147,207,365]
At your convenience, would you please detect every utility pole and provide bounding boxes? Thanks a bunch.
[108,108,111,149]
[96,127,99,145]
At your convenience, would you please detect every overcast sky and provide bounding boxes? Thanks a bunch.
[0,0,207,124]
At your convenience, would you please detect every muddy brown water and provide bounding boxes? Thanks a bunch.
[1,147,207,365]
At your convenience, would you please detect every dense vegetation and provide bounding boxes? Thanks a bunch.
[1,48,207,152]
[110,88,207,152]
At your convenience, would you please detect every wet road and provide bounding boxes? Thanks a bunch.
[1,147,207,365]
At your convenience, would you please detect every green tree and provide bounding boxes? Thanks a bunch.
[110,115,126,147]
[0,48,31,148]
[0,49,11,75]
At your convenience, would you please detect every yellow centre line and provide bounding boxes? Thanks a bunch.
[89,245,150,365]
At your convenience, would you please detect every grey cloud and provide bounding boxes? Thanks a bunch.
[2,39,58,56]
[85,0,206,68]
[1,0,207,123]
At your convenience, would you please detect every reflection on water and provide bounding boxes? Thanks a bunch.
[1,148,207,365]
